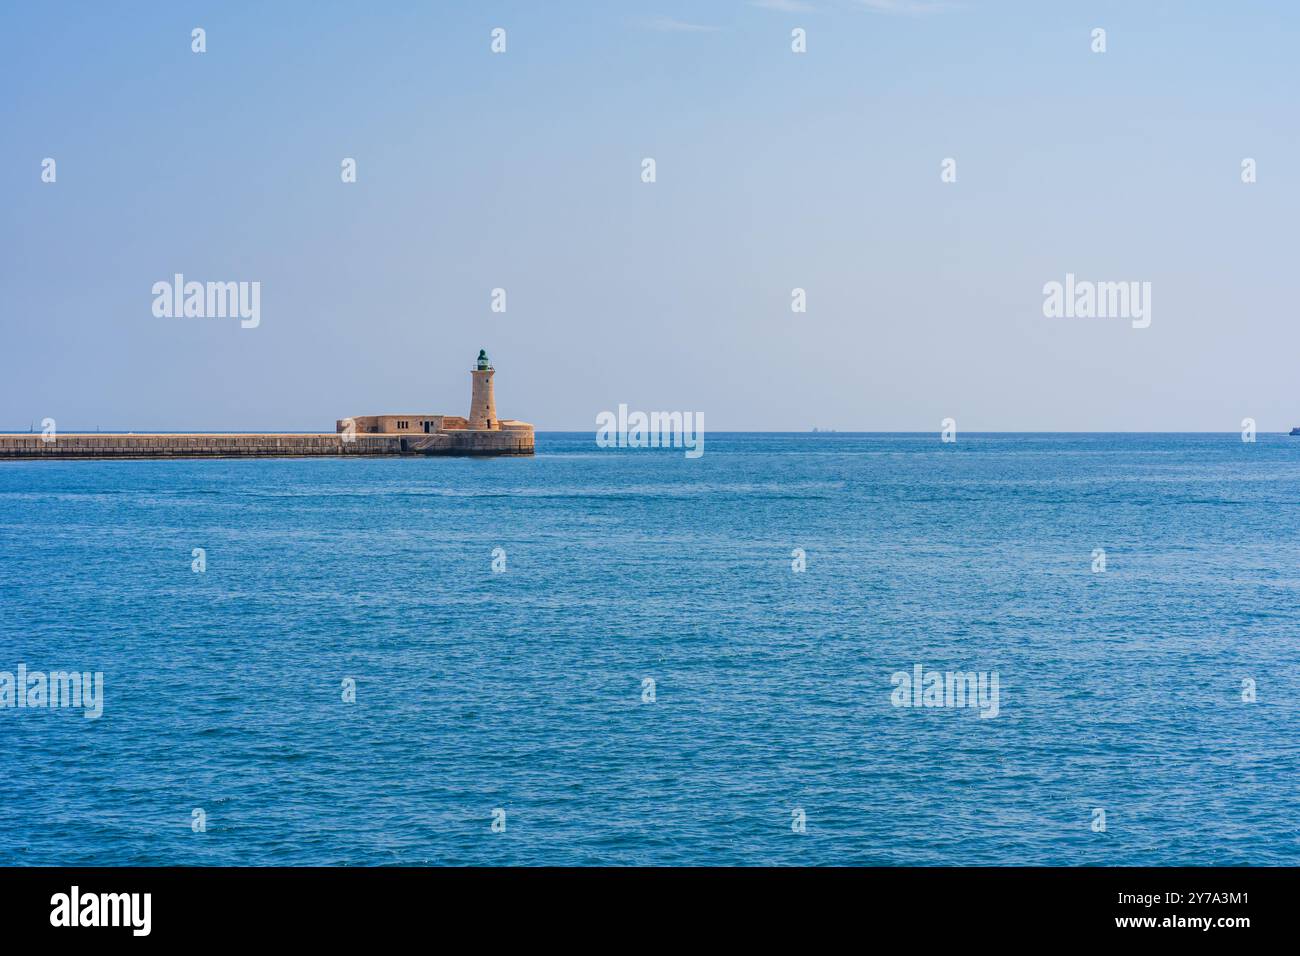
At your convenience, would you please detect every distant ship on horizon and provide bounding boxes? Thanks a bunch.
[1291,427,1300,436]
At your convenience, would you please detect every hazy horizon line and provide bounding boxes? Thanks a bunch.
[3,427,1296,436]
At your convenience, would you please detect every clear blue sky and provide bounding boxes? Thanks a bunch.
[2,1,1296,430]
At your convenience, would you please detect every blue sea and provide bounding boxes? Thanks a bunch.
[1,433,1298,866]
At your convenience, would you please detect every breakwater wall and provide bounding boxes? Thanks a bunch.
[0,429,534,459]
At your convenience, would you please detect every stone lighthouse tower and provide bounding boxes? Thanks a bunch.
[468,349,498,430]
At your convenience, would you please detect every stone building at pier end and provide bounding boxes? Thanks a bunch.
[337,350,534,455]
[0,350,534,459]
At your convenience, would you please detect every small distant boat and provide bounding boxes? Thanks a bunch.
[1291,428,1300,436]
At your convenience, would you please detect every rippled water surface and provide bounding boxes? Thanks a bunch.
[1,433,1298,865]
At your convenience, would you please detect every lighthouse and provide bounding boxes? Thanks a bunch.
[468,349,498,430]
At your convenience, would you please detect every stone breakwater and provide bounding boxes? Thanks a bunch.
[0,429,534,459]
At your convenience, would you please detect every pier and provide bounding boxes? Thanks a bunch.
[0,350,534,460]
